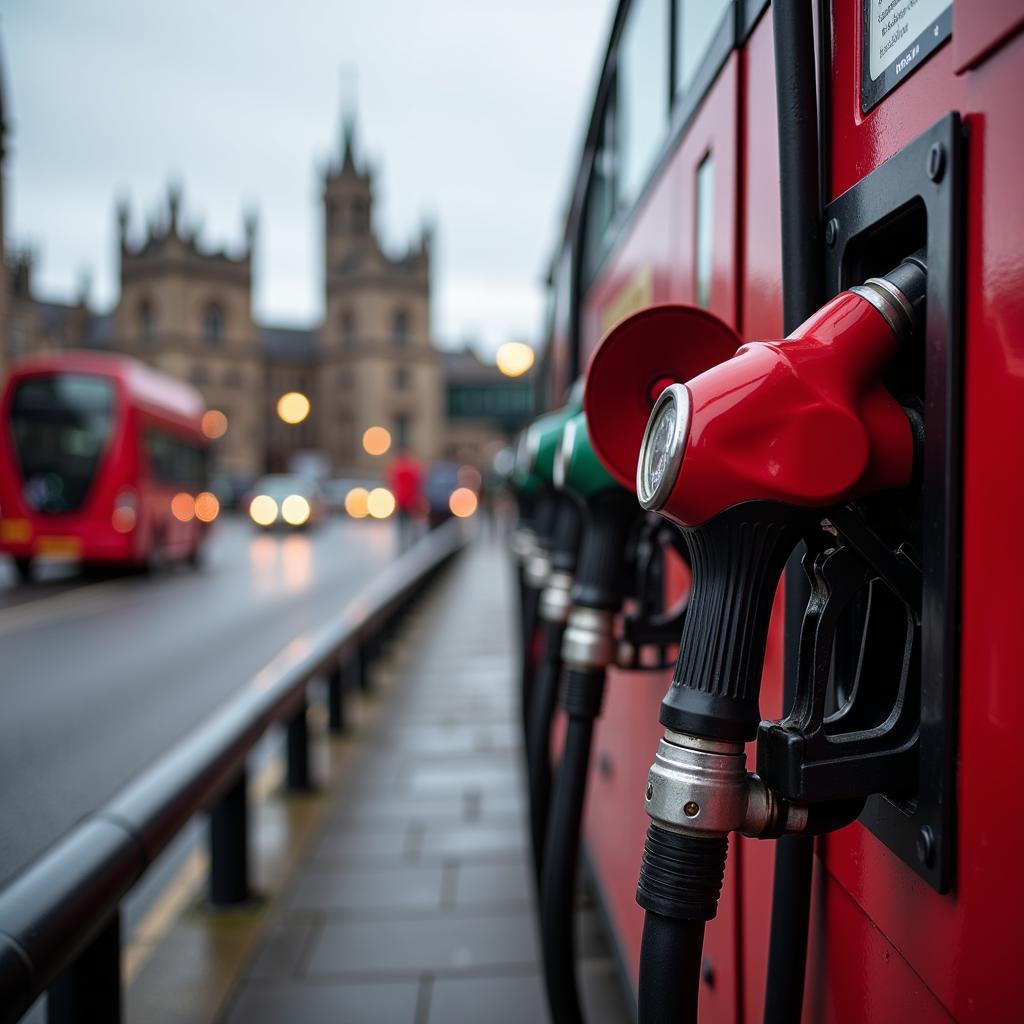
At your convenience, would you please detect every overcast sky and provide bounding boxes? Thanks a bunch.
[3,0,613,354]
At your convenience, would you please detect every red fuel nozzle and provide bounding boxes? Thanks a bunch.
[636,288,916,528]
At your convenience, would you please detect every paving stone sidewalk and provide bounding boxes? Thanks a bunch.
[223,536,634,1024]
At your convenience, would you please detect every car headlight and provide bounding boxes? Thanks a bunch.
[636,383,691,510]
[281,494,311,526]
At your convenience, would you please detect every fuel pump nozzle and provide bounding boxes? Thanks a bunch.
[627,255,926,1023]
[539,410,637,1024]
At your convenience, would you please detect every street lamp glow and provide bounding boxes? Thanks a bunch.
[362,426,392,456]
[449,487,478,518]
[496,341,535,377]
[201,409,228,439]
[277,391,311,425]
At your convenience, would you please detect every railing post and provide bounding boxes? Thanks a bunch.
[327,662,346,733]
[209,770,249,906]
[357,641,371,694]
[286,698,312,791]
[47,910,121,1024]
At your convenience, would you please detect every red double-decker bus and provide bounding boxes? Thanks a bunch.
[0,351,216,578]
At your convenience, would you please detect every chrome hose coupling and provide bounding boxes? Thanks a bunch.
[510,527,537,564]
[561,605,616,671]
[538,571,575,625]
[524,548,552,590]
[644,730,808,840]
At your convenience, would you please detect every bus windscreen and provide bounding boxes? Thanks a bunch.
[8,373,115,514]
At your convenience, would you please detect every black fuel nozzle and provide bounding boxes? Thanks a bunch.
[631,257,928,1006]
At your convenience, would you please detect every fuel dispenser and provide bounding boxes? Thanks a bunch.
[583,250,937,1022]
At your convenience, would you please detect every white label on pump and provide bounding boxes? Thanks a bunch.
[868,0,952,81]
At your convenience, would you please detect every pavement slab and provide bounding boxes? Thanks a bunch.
[223,537,634,1023]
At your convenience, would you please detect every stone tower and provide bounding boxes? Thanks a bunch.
[112,184,264,475]
[317,108,442,472]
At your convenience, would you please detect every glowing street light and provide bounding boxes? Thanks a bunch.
[201,409,228,439]
[362,426,392,456]
[277,391,311,425]
[496,341,535,377]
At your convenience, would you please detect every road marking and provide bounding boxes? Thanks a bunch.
[122,749,285,984]
[0,579,137,637]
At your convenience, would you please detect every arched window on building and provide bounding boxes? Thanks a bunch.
[223,368,242,389]
[139,298,156,343]
[340,308,356,348]
[190,365,208,387]
[392,309,410,347]
[393,366,409,390]
[203,302,225,345]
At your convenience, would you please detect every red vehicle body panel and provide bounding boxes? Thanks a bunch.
[569,3,1024,1021]
[0,351,210,568]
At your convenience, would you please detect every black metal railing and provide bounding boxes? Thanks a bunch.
[0,520,467,1024]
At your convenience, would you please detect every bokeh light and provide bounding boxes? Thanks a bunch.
[495,341,535,377]
[458,465,482,490]
[249,494,278,526]
[449,487,478,518]
[194,491,220,523]
[201,409,228,439]
[367,487,396,519]
[345,487,370,518]
[277,391,311,425]
[281,494,311,526]
[171,492,196,522]
[362,426,392,456]
[111,507,136,533]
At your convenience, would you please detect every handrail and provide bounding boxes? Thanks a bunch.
[0,519,467,1023]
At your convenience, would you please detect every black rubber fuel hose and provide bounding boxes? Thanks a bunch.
[540,666,606,1024]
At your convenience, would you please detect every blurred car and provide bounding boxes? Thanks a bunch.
[210,471,259,512]
[324,477,377,515]
[247,474,326,530]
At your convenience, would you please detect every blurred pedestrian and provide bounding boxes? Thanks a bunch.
[387,448,423,552]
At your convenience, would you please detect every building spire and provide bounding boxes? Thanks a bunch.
[338,65,360,174]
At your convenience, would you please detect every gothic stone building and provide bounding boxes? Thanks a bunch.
[1,109,447,479]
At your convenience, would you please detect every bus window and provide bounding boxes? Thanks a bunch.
[674,0,733,98]
[618,0,670,207]
[583,97,619,280]
[695,152,714,307]
[8,374,115,514]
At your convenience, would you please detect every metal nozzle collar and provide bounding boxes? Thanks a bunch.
[538,571,574,624]
[644,730,807,839]
[562,606,616,670]
[523,550,551,590]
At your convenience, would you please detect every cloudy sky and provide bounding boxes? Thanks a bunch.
[3,0,613,354]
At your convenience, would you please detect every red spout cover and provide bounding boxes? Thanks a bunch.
[662,292,914,527]
[584,305,742,492]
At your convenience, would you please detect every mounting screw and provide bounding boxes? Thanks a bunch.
[683,801,700,817]
[646,781,654,801]
[916,825,935,867]
[927,143,946,183]
[825,218,839,247]
[701,956,716,987]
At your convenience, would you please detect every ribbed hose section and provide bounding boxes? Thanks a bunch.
[636,825,728,1024]
[539,711,598,1024]
[527,618,567,889]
